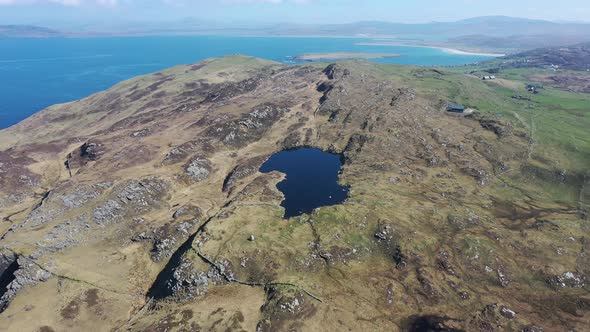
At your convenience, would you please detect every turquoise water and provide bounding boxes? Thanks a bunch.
[0,36,492,129]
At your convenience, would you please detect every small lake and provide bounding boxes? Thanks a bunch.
[259,148,349,218]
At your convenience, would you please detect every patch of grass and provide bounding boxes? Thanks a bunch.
[344,233,371,248]
[278,219,305,241]
[459,236,495,263]
[411,66,590,175]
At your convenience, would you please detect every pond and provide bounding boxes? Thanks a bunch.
[259,148,349,218]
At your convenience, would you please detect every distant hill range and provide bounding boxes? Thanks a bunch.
[446,34,590,53]
[3,17,590,53]
[269,16,590,39]
[0,25,64,38]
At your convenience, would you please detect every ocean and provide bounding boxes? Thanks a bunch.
[0,36,493,129]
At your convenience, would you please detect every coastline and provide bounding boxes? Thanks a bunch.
[3,34,505,58]
[436,47,506,57]
[356,42,506,57]
[294,52,401,61]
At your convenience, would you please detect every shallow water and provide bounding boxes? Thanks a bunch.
[0,36,494,129]
[259,148,349,218]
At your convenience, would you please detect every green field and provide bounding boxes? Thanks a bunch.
[374,62,589,207]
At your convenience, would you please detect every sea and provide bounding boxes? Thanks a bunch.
[0,36,494,129]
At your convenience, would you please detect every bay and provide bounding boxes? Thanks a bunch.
[0,36,492,129]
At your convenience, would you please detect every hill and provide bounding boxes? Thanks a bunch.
[501,42,590,71]
[447,34,590,53]
[0,57,588,331]
[259,16,590,38]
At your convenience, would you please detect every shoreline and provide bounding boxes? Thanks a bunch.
[5,34,504,57]
[356,42,506,57]
[294,52,401,61]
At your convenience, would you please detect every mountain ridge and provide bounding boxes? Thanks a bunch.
[4,17,590,53]
[4,16,590,38]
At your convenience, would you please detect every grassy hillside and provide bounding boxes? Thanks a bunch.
[0,57,588,331]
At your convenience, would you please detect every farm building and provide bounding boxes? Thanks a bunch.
[445,101,474,116]
[446,102,466,113]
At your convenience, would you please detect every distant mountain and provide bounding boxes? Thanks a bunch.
[277,17,590,53]
[3,17,590,54]
[219,16,590,52]
[447,34,590,52]
[8,16,590,39]
[456,16,550,24]
[253,16,590,38]
[0,25,63,38]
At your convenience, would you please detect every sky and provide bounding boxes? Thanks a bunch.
[1,0,590,27]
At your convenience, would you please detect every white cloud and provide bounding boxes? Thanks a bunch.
[0,0,119,5]
[219,0,311,3]
[0,0,309,4]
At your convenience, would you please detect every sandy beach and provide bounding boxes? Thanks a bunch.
[437,47,506,57]
[356,42,506,57]
[294,52,401,61]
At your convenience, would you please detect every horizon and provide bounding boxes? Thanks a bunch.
[3,15,590,34]
[1,0,590,29]
[8,15,590,27]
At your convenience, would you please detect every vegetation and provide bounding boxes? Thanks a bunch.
[0,56,588,331]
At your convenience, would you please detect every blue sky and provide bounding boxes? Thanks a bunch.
[1,0,590,26]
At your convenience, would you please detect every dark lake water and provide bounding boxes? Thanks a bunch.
[259,148,349,218]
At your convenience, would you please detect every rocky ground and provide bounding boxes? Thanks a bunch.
[527,72,590,94]
[0,56,588,331]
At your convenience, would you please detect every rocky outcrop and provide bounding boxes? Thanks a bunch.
[547,271,586,289]
[65,141,106,174]
[406,315,463,332]
[202,76,263,104]
[0,254,51,313]
[92,178,168,225]
[322,63,350,80]
[478,117,511,137]
[374,223,407,268]
[184,157,213,182]
[146,238,232,301]
[162,140,214,166]
[342,134,372,163]
[0,250,18,308]
[222,155,268,192]
[146,206,203,262]
[18,178,168,260]
[161,255,210,300]
[257,287,318,332]
[206,103,290,148]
